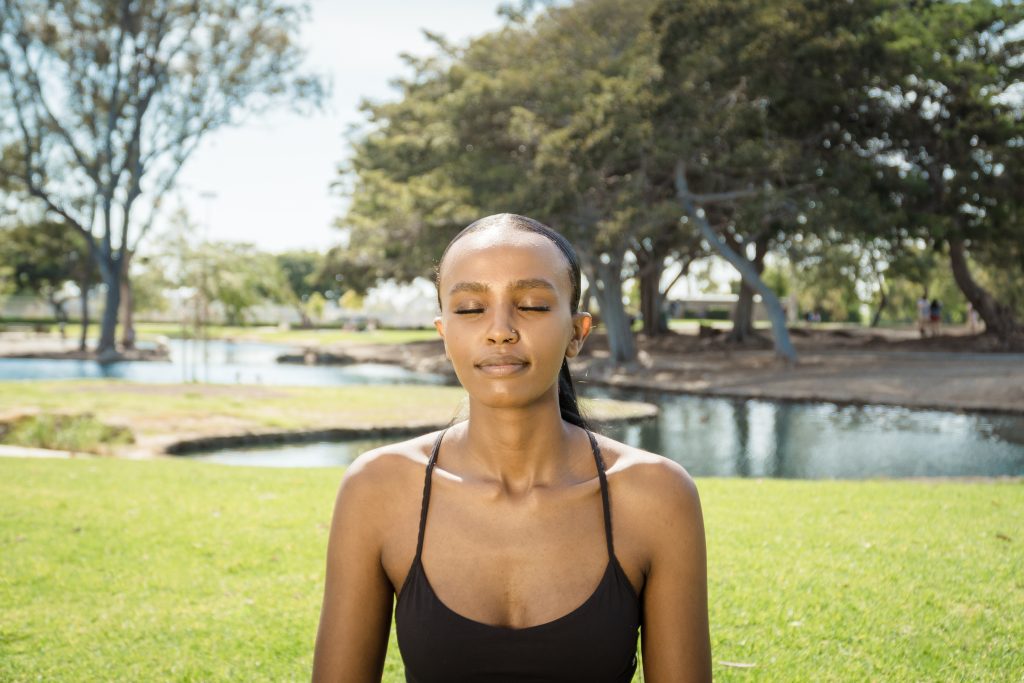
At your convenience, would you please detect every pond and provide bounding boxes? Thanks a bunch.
[0,339,448,386]
[188,386,1024,480]
[5,338,1023,479]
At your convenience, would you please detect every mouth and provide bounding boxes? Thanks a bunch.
[475,359,530,376]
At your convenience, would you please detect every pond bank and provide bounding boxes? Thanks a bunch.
[295,329,1024,415]
[0,381,657,460]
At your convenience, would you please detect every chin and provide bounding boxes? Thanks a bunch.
[468,383,560,412]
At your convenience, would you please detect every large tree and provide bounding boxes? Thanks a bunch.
[0,0,323,358]
[342,0,674,363]
[859,1,1024,341]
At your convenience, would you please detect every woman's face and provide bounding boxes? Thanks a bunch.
[434,227,592,410]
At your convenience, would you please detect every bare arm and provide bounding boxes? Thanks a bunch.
[639,462,712,681]
[312,455,395,682]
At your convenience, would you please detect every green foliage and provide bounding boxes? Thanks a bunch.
[276,251,326,303]
[128,257,175,316]
[654,0,1024,333]
[0,220,96,313]
[1,458,1021,681]
[340,0,671,272]
[338,289,363,311]
[152,212,294,327]
[0,413,133,453]
[0,0,326,351]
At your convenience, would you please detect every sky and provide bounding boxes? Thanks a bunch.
[170,0,510,254]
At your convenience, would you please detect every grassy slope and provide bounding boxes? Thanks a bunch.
[0,380,651,445]
[2,457,1021,682]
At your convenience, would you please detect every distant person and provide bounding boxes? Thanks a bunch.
[929,298,942,336]
[966,301,979,334]
[916,294,930,337]
[312,213,712,681]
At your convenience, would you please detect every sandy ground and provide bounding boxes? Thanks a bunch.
[327,324,1024,415]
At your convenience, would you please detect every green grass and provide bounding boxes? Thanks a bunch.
[0,413,133,453]
[1,457,1020,681]
[0,380,654,448]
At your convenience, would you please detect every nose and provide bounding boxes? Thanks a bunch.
[486,305,519,344]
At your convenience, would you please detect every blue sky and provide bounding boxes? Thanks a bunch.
[169,0,509,253]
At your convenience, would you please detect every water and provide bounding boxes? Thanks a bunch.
[0,339,448,386]
[5,338,1023,478]
[189,387,1024,479]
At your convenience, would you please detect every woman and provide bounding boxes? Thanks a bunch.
[312,214,711,682]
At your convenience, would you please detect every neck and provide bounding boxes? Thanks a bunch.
[459,388,578,495]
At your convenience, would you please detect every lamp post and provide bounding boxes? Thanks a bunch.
[199,191,217,383]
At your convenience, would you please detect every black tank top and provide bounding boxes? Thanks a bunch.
[395,427,641,682]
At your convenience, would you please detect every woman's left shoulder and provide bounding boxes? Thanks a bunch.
[593,432,702,520]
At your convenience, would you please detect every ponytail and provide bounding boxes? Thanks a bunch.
[558,358,593,432]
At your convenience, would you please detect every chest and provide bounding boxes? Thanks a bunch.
[383,477,643,629]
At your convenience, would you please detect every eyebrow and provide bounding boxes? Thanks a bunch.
[448,278,558,296]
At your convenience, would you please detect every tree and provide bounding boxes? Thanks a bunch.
[0,0,324,358]
[653,0,865,360]
[342,0,670,363]
[0,220,98,348]
[276,250,324,327]
[798,0,1024,341]
[197,242,290,326]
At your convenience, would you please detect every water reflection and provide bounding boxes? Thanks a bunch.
[591,388,1024,479]
[188,390,1024,479]
[0,339,448,386]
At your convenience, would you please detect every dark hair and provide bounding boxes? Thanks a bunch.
[435,213,593,432]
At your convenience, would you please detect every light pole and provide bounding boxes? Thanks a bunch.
[199,191,217,383]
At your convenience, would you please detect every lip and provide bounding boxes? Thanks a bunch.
[475,354,529,376]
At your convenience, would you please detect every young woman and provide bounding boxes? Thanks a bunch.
[312,214,711,682]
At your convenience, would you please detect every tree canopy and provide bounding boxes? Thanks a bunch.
[0,0,325,356]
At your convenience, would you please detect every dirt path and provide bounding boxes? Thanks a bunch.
[324,326,1024,415]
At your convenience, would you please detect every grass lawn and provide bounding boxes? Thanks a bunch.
[1,457,1020,681]
[0,380,655,453]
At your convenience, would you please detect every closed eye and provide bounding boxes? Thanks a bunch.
[453,306,550,314]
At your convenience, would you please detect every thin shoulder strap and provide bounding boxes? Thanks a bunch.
[585,429,616,560]
[414,428,447,561]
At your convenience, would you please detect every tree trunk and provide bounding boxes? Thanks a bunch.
[948,238,1018,340]
[78,282,90,352]
[674,161,797,362]
[97,266,122,359]
[727,234,768,343]
[639,260,669,337]
[119,275,136,349]
[870,288,888,328]
[593,254,637,364]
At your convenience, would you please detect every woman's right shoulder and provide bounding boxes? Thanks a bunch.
[334,429,443,505]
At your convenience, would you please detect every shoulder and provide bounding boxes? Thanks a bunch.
[593,431,701,513]
[591,432,705,563]
[330,429,443,532]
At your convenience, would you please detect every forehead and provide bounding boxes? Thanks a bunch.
[439,227,572,293]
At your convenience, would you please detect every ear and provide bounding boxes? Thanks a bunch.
[564,312,592,359]
[434,315,450,360]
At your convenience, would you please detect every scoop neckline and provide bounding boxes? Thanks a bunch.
[402,556,621,633]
